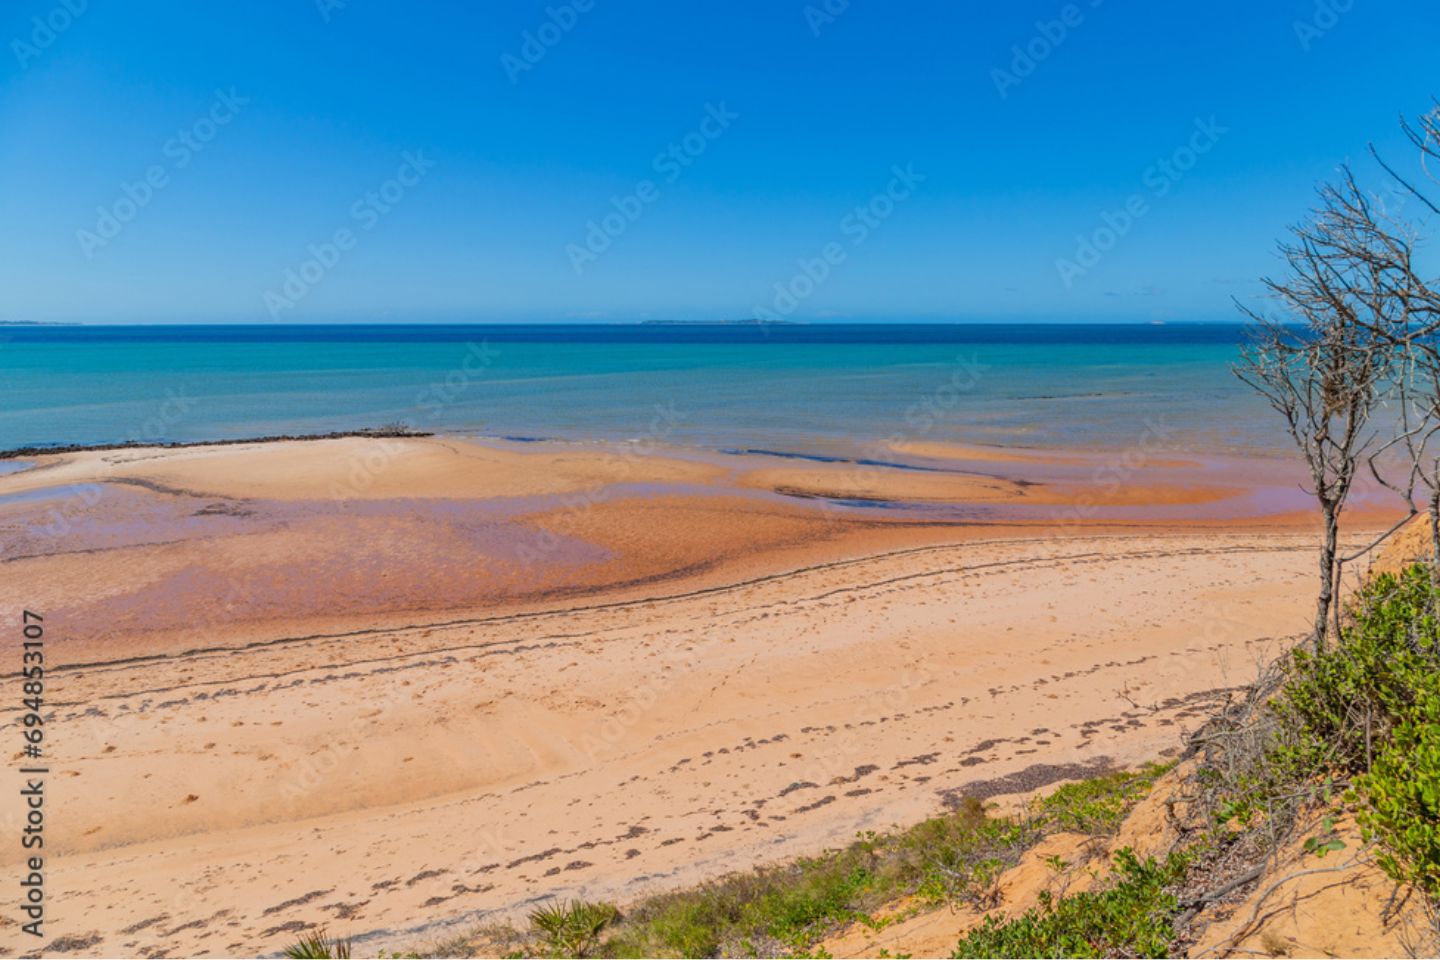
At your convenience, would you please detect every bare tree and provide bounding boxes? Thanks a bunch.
[1235,226,1391,650]
[1364,103,1440,570]
[1372,98,1440,219]
[1367,357,1440,575]
[1292,171,1436,573]
[1284,106,1440,576]
[1238,104,1440,642]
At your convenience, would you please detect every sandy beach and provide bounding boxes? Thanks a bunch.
[0,435,1384,956]
[13,8,1440,955]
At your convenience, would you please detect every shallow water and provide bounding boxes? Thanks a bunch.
[0,482,102,507]
[0,323,1280,456]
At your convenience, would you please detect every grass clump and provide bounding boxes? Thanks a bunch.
[283,927,352,959]
[1276,567,1440,907]
[944,562,1440,960]
[951,848,1190,959]
[529,900,619,958]
[1034,764,1170,836]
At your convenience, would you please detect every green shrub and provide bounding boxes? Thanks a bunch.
[951,849,1188,959]
[1198,562,1440,914]
[1353,686,1440,896]
[1205,565,1440,838]
[1276,565,1440,775]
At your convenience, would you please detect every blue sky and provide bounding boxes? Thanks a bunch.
[1,0,1436,324]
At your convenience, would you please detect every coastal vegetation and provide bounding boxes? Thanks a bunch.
[391,765,1170,958]
[953,563,1440,958]
[951,850,1191,958]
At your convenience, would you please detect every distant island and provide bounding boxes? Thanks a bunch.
[639,318,800,325]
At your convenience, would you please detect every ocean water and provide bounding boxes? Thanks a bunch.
[0,323,1276,456]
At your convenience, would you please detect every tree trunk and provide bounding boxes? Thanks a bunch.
[1430,490,1440,588]
[1334,555,1344,644]
[1315,505,1339,651]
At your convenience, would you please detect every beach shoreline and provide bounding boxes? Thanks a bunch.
[0,434,1398,956]
[0,427,438,461]
[1,433,1346,662]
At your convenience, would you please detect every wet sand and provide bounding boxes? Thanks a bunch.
[0,435,1336,665]
[0,435,1388,956]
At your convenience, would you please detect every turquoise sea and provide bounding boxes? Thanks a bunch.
[0,323,1276,456]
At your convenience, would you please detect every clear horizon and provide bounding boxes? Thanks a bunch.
[3,1,1437,325]
[1,316,1253,326]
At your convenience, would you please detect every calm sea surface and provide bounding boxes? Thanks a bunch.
[0,323,1277,455]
